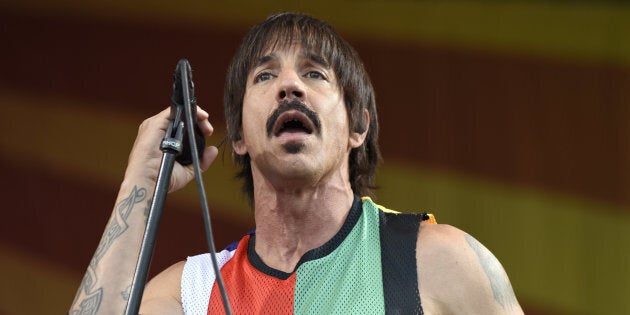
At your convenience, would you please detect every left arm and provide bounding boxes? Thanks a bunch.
[417,223,523,315]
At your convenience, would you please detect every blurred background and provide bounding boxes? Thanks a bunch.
[1,1,629,314]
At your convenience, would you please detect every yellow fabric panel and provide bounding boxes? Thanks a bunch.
[361,197,437,224]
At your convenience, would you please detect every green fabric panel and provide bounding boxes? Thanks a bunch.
[294,200,385,314]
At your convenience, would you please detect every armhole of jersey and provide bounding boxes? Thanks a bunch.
[181,249,236,315]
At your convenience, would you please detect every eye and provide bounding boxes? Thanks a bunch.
[305,71,326,80]
[254,72,274,83]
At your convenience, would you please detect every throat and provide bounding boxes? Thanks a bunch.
[250,195,361,275]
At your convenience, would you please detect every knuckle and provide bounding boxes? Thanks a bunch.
[138,118,153,131]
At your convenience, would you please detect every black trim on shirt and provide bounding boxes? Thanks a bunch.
[247,195,363,280]
[379,210,424,315]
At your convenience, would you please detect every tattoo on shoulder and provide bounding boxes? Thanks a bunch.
[465,234,519,311]
[70,186,147,314]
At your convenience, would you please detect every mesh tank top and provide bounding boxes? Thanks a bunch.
[181,196,434,314]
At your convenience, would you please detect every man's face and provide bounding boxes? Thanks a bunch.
[233,44,366,186]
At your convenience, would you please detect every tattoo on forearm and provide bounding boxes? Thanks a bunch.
[465,234,518,311]
[144,198,152,223]
[121,285,132,301]
[70,186,147,315]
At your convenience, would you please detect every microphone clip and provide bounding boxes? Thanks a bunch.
[161,59,205,164]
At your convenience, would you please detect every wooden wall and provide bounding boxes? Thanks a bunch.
[1,1,629,314]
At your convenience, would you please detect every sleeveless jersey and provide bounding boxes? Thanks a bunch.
[181,196,435,314]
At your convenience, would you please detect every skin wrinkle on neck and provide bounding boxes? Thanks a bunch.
[252,167,354,273]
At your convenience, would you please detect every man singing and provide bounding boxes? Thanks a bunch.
[71,12,523,314]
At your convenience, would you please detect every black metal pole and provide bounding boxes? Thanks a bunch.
[123,59,190,314]
[125,147,178,315]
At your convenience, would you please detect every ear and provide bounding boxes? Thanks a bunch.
[348,109,369,149]
[232,134,248,155]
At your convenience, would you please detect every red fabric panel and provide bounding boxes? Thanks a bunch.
[208,235,295,314]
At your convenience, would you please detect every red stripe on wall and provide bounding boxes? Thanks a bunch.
[360,40,630,208]
[2,10,628,210]
[0,155,254,278]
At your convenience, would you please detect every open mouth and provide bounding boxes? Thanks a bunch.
[273,111,314,136]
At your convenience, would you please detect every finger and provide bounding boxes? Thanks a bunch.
[139,107,173,135]
[196,106,209,120]
[159,106,173,117]
[195,106,214,137]
[199,146,219,171]
[155,106,174,123]
[198,118,214,137]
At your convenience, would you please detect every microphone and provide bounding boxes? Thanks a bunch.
[171,59,205,165]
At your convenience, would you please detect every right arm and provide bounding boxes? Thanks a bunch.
[69,107,218,315]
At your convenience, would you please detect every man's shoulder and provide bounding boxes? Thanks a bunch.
[417,222,472,267]
[418,222,465,247]
[416,223,524,314]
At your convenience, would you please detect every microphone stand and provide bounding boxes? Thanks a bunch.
[124,61,191,315]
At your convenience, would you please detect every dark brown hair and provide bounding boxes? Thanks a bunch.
[224,12,381,205]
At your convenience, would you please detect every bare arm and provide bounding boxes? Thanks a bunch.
[139,261,186,314]
[69,107,218,314]
[417,223,523,315]
[463,233,521,313]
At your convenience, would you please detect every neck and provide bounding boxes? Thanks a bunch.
[252,170,355,273]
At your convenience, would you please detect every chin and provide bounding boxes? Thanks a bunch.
[274,156,317,179]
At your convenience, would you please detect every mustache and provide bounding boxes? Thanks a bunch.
[266,100,321,137]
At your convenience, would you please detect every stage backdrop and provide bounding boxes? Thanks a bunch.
[1,1,629,314]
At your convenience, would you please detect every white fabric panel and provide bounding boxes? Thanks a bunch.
[181,249,236,315]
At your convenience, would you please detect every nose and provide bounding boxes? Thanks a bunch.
[276,70,306,102]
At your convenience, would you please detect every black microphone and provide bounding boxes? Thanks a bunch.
[171,59,205,165]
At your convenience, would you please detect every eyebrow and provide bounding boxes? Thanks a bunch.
[305,52,330,69]
[254,51,330,69]
[255,53,277,68]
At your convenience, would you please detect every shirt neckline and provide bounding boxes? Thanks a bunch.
[247,195,363,280]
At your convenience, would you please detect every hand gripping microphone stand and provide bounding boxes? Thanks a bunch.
[125,59,232,315]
